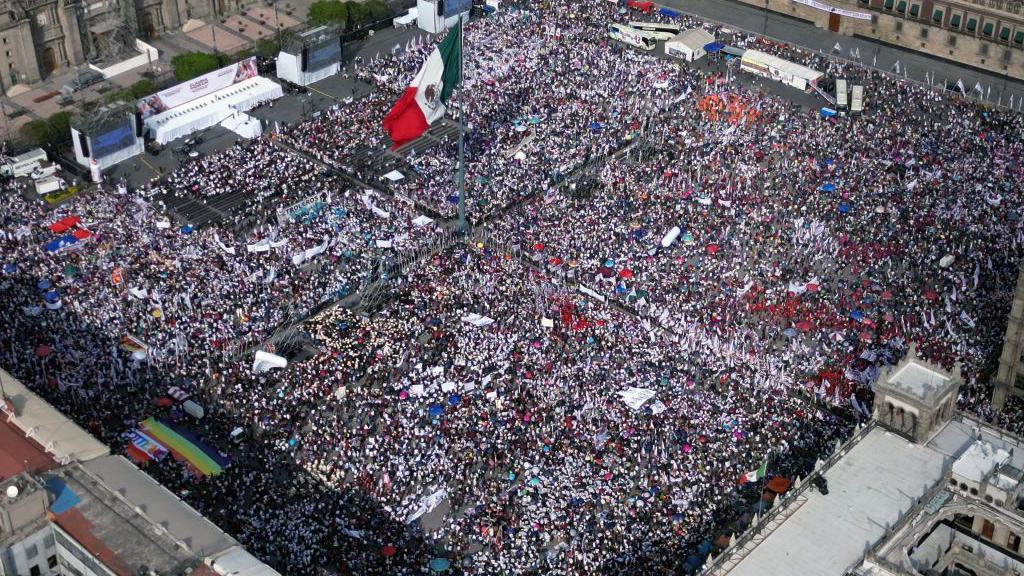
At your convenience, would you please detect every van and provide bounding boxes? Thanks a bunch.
[60,69,104,95]
[34,176,65,195]
[2,148,48,178]
[850,85,864,115]
[835,78,848,110]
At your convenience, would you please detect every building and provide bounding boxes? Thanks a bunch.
[729,0,1024,78]
[0,368,278,576]
[702,347,1024,576]
[0,0,190,88]
[993,265,1024,409]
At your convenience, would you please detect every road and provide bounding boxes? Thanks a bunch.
[662,0,1024,106]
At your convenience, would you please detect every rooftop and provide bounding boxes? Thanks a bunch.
[722,426,951,576]
[886,360,951,398]
[951,440,1010,483]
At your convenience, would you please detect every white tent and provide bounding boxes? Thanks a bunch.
[144,76,282,144]
[665,28,714,62]
[739,49,823,91]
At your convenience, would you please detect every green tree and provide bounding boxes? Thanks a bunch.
[128,78,157,99]
[308,0,347,26]
[365,0,391,21]
[19,119,53,148]
[344,0,368,25]
[46,111,73,146]
[104,89,135,104]
[170,52,225,82]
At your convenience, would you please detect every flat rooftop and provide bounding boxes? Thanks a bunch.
[0,418,59,481]
[724,426,950,576]
[52,463,200,576]
[886,360,950,398]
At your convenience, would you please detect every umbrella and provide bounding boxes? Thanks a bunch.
[380,545,397,558]
[399,390,409,400]
[618,268,634,279]
[837,202,851,214]
[72,229,91,240]
[180,225,194,235]
[429,558,451,572]
[448,394,461,406]
[880,290,893,301]
[939,254,955,268]
[1009,211,1020,222]
[63,264,79,278]
[3,264,15,274]
[34,345,52,357]
[819,183,836,192]
[548,257,563,266]
[805,283,819,293]
[706,244,720,254]
[42,290,60,303]
[603,259,615,267]
[533,242,545,251]
[528,476,542,486]
[153,396,175,407]
[782,328,797,338]
[37,279,52,291]
[597,266,615,278]
[923,290,939,301]
[796,321,813,332]
[860,331,873,342]
[428,404,443,417]
[849,310,864,321]
[682,231,694,244]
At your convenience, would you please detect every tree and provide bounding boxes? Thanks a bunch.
[307,0,347,26]
[365,0,391,21]
[170,52,225,82]
[128,78,157,99]
[344,0,368,25]
[46,111,72,147]
[19,119,53,148]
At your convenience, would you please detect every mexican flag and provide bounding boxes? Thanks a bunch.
[741,460,767,484]
[382,24,462,149]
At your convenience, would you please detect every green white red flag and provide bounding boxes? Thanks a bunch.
[381,24,462,148]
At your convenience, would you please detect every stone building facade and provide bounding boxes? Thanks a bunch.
[993,266,1024,409]
[0,0,194,88]
[730,0,1024,78]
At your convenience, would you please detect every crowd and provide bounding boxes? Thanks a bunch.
[0,0,1021,573]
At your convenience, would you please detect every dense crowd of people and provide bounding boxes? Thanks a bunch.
[0,0,1022,574]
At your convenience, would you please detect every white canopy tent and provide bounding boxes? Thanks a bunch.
[144,76,282,144]
[219,112,262,140]
[665,28,714,62]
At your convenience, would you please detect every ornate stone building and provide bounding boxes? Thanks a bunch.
[730,0,1024,78]
[993,266,1024,409]
[0,0,192,88]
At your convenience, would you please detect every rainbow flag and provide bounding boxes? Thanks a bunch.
[140,417,229,477]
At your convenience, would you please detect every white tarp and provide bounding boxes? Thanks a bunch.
[252,350,288,373]
[461,313,495,327]
[383,170,405,182]
[412,215,434,227]
[406,488,447,524]
[665,28,714,62]
[616,387,656,411]
[182,399,205,419]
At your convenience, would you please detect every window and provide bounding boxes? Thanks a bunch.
[884,0,894,9]
[42,534,54,549]
[1015,31,1024,44]
[909,4,919,16]
[1001,27,1011,41]
[47,555,57,569]
[896,20,904,32]
[26,543,38,559]
[970,487,979,495]
[897,0,907,12]
[983,22,994,36]
[933,8,943,23]
[950,13,961,27]
[920,26,928,38]
[980,43,990,56]
[986,494,994,502]
[30,565,40,576]
[1003,49,1012,62]
[960,482,969,491]
[950,478,959,486]
[948,34,957,46]
[1009,532,1022,552]
[967,18,977,32]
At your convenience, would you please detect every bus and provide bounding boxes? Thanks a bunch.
[850,85,864,115]
[629,21,681,36]
[835,78,848,110]
[609,23,656,51]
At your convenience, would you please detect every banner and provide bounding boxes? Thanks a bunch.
[129,429,169,462]
[253,350,288,373]
[789,0,871,19]
[137,57,259,119]
[616,387,656,410]
[406,488,448,524]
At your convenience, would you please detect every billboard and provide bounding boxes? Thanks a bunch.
[137,57,259,119]
[307,40,341,72]
[90,119,136,159]
[444,0,472,17]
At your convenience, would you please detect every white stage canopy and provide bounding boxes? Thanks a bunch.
[144,76,282,144]
[220,112,262,140]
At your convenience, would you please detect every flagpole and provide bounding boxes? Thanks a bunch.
[456,13,468,234]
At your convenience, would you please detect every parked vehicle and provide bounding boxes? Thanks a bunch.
[60,69,104,95]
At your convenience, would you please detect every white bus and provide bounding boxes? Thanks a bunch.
[609,23,656,51]
[850,85,864,114]
[630,20,679,35]
[1,148,47,178]
[835,78,848,110]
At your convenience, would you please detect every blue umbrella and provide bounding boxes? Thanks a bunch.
[604,259,615,267]
[782,327,797,338]
[528,476,542,486]
[42,290,60,304]
[850,310,864,321]
[3,264,15,274]
[429,558,451,572]
[180,225,194,235]
[819,183,836,192]
[672,512,684,524]
[448,394,461,406]
[428,404,444,417]
[37,279,52,290]
[837,202,851,214]
[697,540,713,555]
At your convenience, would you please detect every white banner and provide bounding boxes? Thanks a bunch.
[252,350,288,373]
[406,488,447,524]
[461,313,495,327]
[578,284,607,302]
[790,0,871,19]
[616,387,656,411]
[137,57,259,119]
